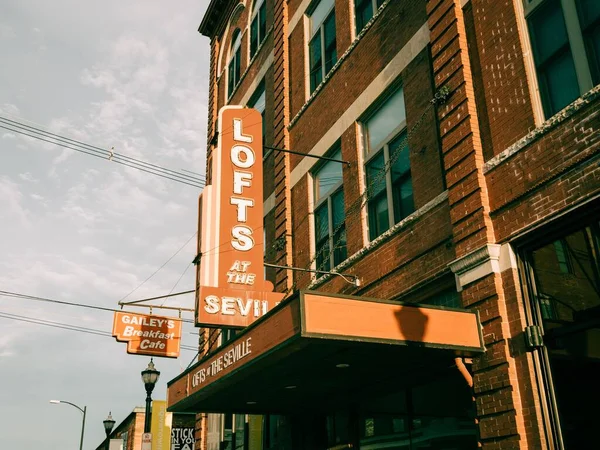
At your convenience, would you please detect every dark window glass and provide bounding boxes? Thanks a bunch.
[576,0,600,84]
[528,0,580,116]
[315,202,331,271]
[250,1,268,58]
[331,189,347,265]
[323,12,337,73]
[356,0,373,33]
[528,223,600,448]
[309,34,323,93]
[250,19,259,56]
[366,152,390,240]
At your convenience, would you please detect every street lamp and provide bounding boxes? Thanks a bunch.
[103,412,116,450]
[141,358,160,433]
[49,399,87,450]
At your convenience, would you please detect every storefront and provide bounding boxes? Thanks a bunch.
[167,291,485,449]
[518,210,600,448]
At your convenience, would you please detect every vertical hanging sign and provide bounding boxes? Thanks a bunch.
[196,106,285,328]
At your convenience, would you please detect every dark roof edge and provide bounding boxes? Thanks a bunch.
[198,0,234,37]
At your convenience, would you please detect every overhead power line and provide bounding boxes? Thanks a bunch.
[0,114,206,189]
[0,310,198,351]
[0,290,195,324]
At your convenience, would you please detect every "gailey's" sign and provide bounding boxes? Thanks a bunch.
[112,311,182,358]
[196,106,284,328]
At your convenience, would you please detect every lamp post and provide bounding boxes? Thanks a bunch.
[103,412,116,450]
[49,400,86,450]
[141,358,160,433]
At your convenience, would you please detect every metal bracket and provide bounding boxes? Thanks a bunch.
[524,325,544,350]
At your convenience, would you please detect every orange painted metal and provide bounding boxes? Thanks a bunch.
[112,311,182,358]
[302,293,483,350]
[195,106,284,328]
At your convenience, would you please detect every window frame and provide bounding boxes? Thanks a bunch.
[523,0,596,118]
[354,0,384,35]
[312,147,346,271]
[227,29,243,99]
[306,0,337,94]
[250,0,268,59]
[362,94,413,241]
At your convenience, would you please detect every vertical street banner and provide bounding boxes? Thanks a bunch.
[195,106,285,328]
[151,400,172,450]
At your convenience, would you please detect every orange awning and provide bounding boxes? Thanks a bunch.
[167,291,484,414]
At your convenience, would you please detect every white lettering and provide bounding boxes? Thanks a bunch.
[204,295,220,314]
[233,118,252,143]
[230,197,254,222]
[233,170,252,194]
[231,145,255,169]
[232,225,254,251]
[221,297,236,315]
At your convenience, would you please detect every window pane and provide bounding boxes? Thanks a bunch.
[324,11,337,73]
[315,203,330,243]
[542,50,580,115]
[331,189,345,230]
[315,150,343,200]
[368,193,389,240]
[576,0,600,28]
[250,19,259,56]
[333,226,347,266]
[249,85,266,113]
[356,0,373,33]
[259,2,267,40]
[309,34,323,92]
[529,0,570,65]
[366,88,406,152]
[309,0,334,37]
[366,152,386,198]
[392,177,414,224]
[389,133,410,181]
[316,238,331,271]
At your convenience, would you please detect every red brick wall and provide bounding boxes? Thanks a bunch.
[288,0,428,164]
[487,97,600,242]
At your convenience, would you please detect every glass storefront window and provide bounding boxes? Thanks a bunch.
[525,221,600,448]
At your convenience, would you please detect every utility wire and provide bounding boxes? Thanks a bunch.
[0,310,198,351]
[0,114,205,188]
[0,290,195,324]
[119,232,197,302]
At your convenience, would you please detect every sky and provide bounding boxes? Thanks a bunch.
[0,1,210,448]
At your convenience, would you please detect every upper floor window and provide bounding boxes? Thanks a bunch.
[308,0,337,94]
[313,147,347,271]
[355,0,384,34]
[363,86,414,241]
[525,0,600,118]
[248,80,266,141]
[250,0,267,58]
[228,29,242,98]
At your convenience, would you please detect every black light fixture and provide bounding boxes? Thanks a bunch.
[103,412,116,450]
[141,358,160,433]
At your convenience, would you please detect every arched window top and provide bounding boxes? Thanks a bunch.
[252,0,265,17]
[230,28,242,58]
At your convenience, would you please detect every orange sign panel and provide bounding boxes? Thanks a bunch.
[195,106,284,328]
[112,311,182,358]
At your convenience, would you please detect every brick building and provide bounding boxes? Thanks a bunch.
[167,0,600,449]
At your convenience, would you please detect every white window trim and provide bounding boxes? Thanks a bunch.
[249,0,267,60]
[227,29,243,99]
[521,0,595,120]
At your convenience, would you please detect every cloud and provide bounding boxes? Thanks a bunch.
[0,23,16,39]
[0,102,20,115]
[0,177,31,227]
[19,172,39,183]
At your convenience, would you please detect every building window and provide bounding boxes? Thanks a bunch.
[250,0,267,58]
[248,80,266,142]
[228,29,242,98]
[525,0,600,118]
[522,219,600,448]
[355,0,384,34]
[313,147,347,271]
[363,86,414,241]
[308,0,337,93]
